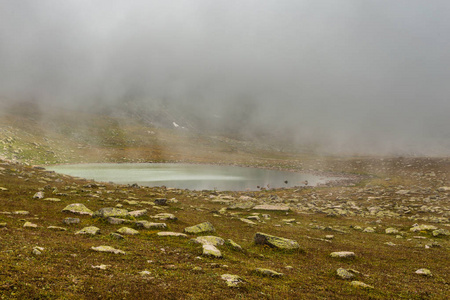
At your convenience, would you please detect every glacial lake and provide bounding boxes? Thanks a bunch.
[47,163,340,191]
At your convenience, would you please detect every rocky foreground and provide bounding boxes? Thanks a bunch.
[0,156,449,299]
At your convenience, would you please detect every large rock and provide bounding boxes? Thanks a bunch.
[184,222,215,234]
[62,203,93,216]
[129,209,147,218]
[252,205,290,212]
[93,208,130,219]
[254,232,300,250]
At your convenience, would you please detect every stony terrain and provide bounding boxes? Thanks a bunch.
[0,108,449,299]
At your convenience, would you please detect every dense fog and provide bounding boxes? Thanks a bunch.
[1,1,450,155]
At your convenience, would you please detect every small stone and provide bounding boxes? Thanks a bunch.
[330,251,355,258]
[33,191,44,199]
[43,198,61,202]
[93,207,129,219]
[92,264,110,270]
[129,209,147,217]
[63,217,80,224]
[157,231,188,238]
[253,268,283,277]
[47,226,67,231]
[336,268,355,280]
[135,221,167,230]
[75,226,100,235]
[184,222,215,234]
[385,228,399,234]
[350,281,374,289]
[221,274,244,288]
[110,233,124,240]
[432,229,449,237]
[325,235,334,240]
[24,221,38,228]
[139,270,152,276]
[415,268,432,276]
[226,239,243,251]
[363,227,375,233]
[202,244,222,258]
[240,218,257,225]
[14,211,29,215]
[117,227,139,235]
[151,213,177,221]
[154,198,167,206]
[62,203,93,216]
[410,224,438,232]
[252,205,290,211]
[107,217,127,225]
[192,236,225,246]
[32,246,44,255]
[254,232,300,250]
[91,245,126,255]
[0,222,7,227]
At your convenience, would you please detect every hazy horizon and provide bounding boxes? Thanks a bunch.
[1,1,450,155]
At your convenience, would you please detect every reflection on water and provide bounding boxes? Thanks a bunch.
[48,163,340,191]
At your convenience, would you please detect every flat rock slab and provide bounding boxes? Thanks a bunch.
[24,221,38,228]
[135,221,167,230]
[62,203,93,216]
[151,213,177,221]
[157,231,188,238]
[63,217,80,224]
[93,207,130,219]
[221,274,245,288]
[91,245,125,255]
[252,205,290,212]
[330,251,356,258]
[184,222,215,234]
[75,226,100,235]
[202,244,222,258]
[415,268,432,276]
[254,232,300,250]
[47,226,67,231]
[117,227,139,235]
[192,236,225,246]
[253,268,284,277]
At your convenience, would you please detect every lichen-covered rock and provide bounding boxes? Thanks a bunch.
[135,221,167,230]
[432,229,449,237]
[107,217,127,225]
[157,231,187,237]
[151,213,177,221]
[129,209,147,217]
[350,281,374,289]
[226,239,243,251]
[63,217,80,224]
[33,191,44,199]
[154,198,167,206]
[221,274,244,287]
[23,221,38,228]
[91,245,125,255]
[117,227,139,235]
[110,233,124,240]
[202,244,222,258]
[43,198,61,202]
[191,236,225,246]
[410,224,438,232]
[62,203,93,216]
[75,226,100,235]
[415,268,432,276]
[363,227,375,233]
[254,232,300,250]
[330,251,355,258]
[47,226,67,231]
[93,207,129,219]
[252,205,290,211]
[184,222,215,234]
[253,268,283,277]
[336,268,355,279]
[385,228,399,234]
